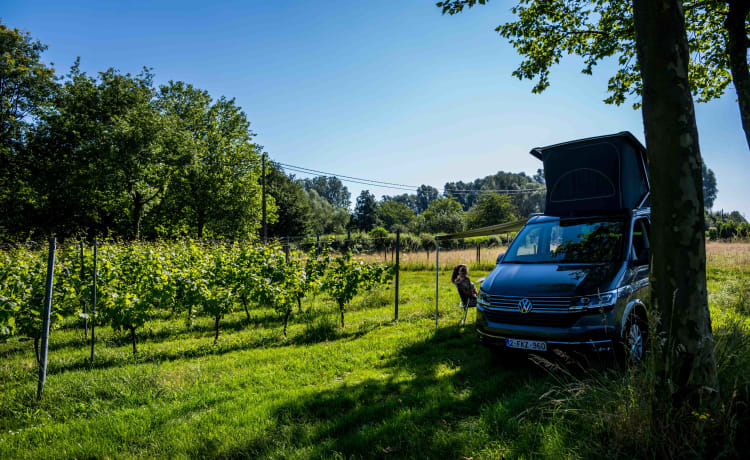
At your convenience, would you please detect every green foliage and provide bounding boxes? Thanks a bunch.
[703,163,718,210]
[422,197,465,233]
[437,1,733,109]
[152,81,265,239]
[445,170,545,216]
[465,192,519,229]
[353,190,380,232]
[306,189,351,235]
[265,162,313,238]
[321,252,391,328]
[377,200,416,231]
[301,176,351,208]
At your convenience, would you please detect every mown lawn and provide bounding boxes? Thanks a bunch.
[1,245,750,459]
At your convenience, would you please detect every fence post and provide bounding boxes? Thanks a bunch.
[37,237,56,400]
[476,242,480,265]
[435,240,439,331]
[395,230,400,321]
[79,240,87,338]
[90,239,97,362]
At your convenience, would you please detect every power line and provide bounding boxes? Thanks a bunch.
[278,161,546,195]
[281,165,416,192]
[278,162,419,189]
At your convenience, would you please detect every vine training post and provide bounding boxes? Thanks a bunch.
[36,237,56,400]
[90,239,97,362]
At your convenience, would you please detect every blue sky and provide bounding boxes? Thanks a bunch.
[4,0,748,217]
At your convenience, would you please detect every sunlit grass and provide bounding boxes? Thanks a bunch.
[0,243,748,458]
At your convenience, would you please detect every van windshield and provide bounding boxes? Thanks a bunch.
[503,219,625,264]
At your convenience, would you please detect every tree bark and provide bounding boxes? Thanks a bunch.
[128,325,137,354]
[632,0,719,410]
[726,0,750,152]
[339,303,345,329]
[297,296,303,313]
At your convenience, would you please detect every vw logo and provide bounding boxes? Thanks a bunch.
[518,298,533,313]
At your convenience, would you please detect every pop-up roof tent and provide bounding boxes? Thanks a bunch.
[530,131,649,217]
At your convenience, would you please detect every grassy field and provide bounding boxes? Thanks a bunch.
[1,244,749,459]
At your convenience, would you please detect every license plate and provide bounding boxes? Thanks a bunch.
[505,338,547,351]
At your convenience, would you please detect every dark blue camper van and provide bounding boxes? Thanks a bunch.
[476,132,651,362]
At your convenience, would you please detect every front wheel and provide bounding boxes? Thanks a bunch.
[620,314,648,365]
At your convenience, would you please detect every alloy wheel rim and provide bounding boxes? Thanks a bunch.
[628,322,643,363]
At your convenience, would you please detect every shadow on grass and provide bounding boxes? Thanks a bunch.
[221,326,566,459]
[34,312,387,380]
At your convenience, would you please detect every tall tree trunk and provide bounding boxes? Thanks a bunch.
[128,325,137,354]
[339,303,345,329]
[726,0,750,152]
[632,0,719,410]
[297,296,303,313]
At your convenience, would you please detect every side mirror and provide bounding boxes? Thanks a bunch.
[496,252,505,265]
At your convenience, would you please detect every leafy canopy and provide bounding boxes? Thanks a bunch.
[436,0,732,108]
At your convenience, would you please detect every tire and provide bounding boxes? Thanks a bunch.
[620,313,648,365]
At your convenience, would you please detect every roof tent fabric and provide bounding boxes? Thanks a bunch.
[530,132,649,217]
[435,219,528,240]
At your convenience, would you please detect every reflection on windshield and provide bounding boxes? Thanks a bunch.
[503,220,625,264]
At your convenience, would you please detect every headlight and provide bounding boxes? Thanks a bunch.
[570,289,619,311]
[478,291,489,303]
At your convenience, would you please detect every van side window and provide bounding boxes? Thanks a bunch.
[631,219,650,265]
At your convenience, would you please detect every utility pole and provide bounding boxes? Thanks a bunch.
[262,152,267,242]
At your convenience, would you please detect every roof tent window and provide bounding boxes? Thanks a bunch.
[550,168,616,203]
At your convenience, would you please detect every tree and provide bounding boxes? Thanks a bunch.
[465,193,519,229]
[416,185,440,213]
[352,190,379,231]
[444,170,544,215]
[153,81,265,239]
[377,200,416,231]
[26,65,191,238]
[302,176,351,208]
[421,196,465,233]
[265,163,313,238]
[632,0,719,410]
[0,22,57,239]
[437,0,750,152]
[439,0,720,412]
[702,163,718,210]
[381,193,419,213]
[306,189,350,234]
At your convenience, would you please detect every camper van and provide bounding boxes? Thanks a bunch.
[476,132,650,362]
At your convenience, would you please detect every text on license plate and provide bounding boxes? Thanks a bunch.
[505,338,547,351]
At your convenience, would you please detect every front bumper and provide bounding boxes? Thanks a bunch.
[476,304,617,351]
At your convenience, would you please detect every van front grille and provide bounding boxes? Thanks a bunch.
[482,309,582,328]
[484,294,573,312]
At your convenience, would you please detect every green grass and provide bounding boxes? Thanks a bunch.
[1,257,750,459]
